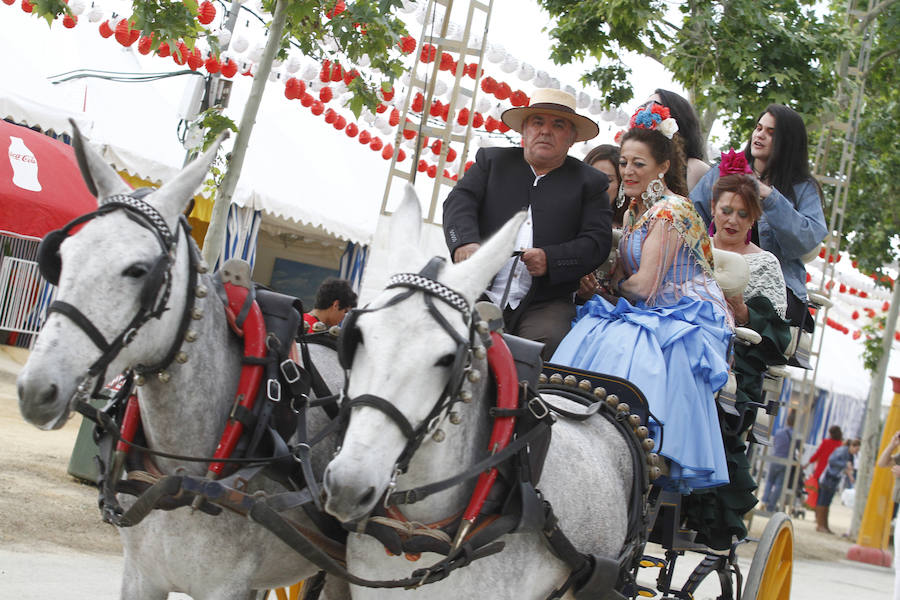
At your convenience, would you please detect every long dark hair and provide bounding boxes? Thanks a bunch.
[654,89,706,162]
[585,144,626,226]
[619,127,688,197]
[742,104,818,199]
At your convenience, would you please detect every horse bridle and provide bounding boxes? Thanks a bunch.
[336,257,478,477]
[37,189,199,395]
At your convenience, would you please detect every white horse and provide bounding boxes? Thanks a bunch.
[321,190,639,599]
[17,129,346,600]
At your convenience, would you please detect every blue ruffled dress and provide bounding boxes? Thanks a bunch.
[551,202,732,493]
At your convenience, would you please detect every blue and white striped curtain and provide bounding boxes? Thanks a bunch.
[214,203,262,273]
[339,241,368,294]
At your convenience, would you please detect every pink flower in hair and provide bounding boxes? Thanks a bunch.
[719,148,753,176]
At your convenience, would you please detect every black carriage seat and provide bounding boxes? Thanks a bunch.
[540,363,651,428]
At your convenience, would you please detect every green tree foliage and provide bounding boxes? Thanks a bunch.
[537,0,849,138]
[25,0,409,117]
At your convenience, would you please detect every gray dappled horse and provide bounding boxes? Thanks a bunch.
[321,190,637,599]
[17,127,345,600]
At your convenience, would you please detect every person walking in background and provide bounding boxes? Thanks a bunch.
[815,438,860,533]
[762,413,795,513]
[876,429,900,600]
[804,424,843,508]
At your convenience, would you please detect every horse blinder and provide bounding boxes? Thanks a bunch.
[336,309,362,370]
[37,228,67,286]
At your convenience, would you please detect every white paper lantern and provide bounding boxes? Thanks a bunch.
[589,99,604,115]
[500,56,518,74]
[400,0,417,14]
[333,82,347,96]
[452,122,465,135]
[183,126,204,150]
[486,43,506,64]
[300,61,319,81]
[563,84,576,97]
[358,54,371,68]
[475,97,491,114]
[268,70,278,82]
[614,109,630,127]
[516,62,535,81]
[248,44,265,63]
[533,70,550,88]
[415,6,427,24]
[231,35,249,54]
[361,109,375,125]
[577,92,590,109]
[374,116,388,130]
[285,55,301,74]
[308,79,322,92]
[338,93,353,108]
[69,0,86,16]
[434,80,448,97]
[87,7,103,22]
[216,29,232,48]
[548,78,561,90]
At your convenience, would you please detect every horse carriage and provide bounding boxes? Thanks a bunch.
[17,128,793,600]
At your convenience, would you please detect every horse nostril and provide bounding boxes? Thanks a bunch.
[33,383,58,406]
[358,486,376,507]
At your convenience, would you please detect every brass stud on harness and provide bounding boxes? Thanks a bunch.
[578,379,591,391]
[466,369,481,383]
[195,284,208,298]
[473,346,487,360]
[593,387,607,400]
[628,414,642,428]
[549,373,563,385]
[432,429,446,443]
[312,321,327,333]
[175,351,188,364]
[642,438,655,452]
[196,261,209,274]
[135,374,146,386]
[328,325,341,337]
[185,329,198,343]
[648,466,661,480]
[635,426,649,439]
[158,371,171,383]
[616,402,630,413]
[538,373,548,384]
[475,321,489,335]
[606,393,619,407]
[648,453,659,466]
[563,375,577,387]
[449,412,461,425]
[191,307,204,320]
[460,390,473,403]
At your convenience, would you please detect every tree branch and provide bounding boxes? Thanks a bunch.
[855,0,898,33]
[864,47,900,75]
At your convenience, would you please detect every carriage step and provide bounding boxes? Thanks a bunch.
[639,556,666,569]
[634,584,657,597]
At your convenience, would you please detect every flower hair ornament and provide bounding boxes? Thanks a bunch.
[718,148,753,176]
[629,103,679,139]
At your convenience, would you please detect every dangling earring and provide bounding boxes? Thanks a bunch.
[641,173,665,206]
[615,181,626,209]
[708,221,716,236]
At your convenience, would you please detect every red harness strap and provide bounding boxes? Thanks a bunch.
[207,277,267,477]
[455,331,518,545]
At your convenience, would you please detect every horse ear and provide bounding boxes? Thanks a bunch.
[443,211,527,303]
[70,119,131,199]
[150,135,224,222]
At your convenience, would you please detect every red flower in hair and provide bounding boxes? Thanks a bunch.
[718,148,753,177]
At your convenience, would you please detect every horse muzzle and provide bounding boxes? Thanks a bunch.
[322,460,383,524]
[17,370,71,430]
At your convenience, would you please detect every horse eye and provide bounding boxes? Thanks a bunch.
[122,264,150,278]
[434,354,455,368]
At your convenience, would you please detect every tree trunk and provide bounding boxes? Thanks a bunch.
[201,0,288,266]
[850,279,900,537]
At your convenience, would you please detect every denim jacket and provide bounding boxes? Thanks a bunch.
[690,168,827,301]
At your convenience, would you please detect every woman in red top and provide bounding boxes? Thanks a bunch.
[803,424,843,509]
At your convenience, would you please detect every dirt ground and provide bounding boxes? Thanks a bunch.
[0,345,860,564]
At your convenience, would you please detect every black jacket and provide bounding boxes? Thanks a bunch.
[443,147,612,304]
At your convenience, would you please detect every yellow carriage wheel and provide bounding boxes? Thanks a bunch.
[743,511,793,600]
[260,581,303,600]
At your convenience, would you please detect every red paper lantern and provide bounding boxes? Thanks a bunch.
[319,86,333,103]
[431,140,442,156]
[376,103,388,114]
[221,58,238,78]
[370,137,383,151]
[495,82,511,100]
[381,144,394,160]
[380,85,395,102]
[417,160,427,173]
[420,43,437,63]
[388,108,400,127]
[852,260,859,268]
[115,19,137,46]
[852,310,859,320]
[456,108,470,126]
[330,62,343,82]
[187,48,204,71]
[310,100,324,116]
[472,112,484,129]
[320,60,331,83]
[325,0,346,18]
[849,287,857,295]
[63,14,77,28]
[498,122,511,133]
[411,93,424,113]
[172,41,189,65]
[359,130,371,144]
[443,169,451,179]
[825,280,834,290]
[839,283,847,293]
[481,76,497,94]
[439,52,454,71]
[465,63,477,78]
[818,247,826,259]
[3,0,16,6]
[137,35,154,54]
[197,0,216,25]
[205,55,221,73]
[324,109,337,124]
[852,330,861,340]
[859,291,868,298]
[427,165,437,178]
[345,122,358,137]
[884,302,891,312]
[343,69,359,85]
[402,120,416,139]
[21,0,33,12]
[441,103,450,121]
[333,115,347,130]
[284,77,302,99]
[98,20,113,38]
[446,148,457,162]
[511,90,529,107]
[464,161,474,172]
[398,35,416,54]
[397,149,406,162]
[895,332,900,342]
[157,41,171,57]
[484,116,498,132]
[866,308,876,318]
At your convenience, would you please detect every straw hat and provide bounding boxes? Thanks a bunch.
[501,88,599,142]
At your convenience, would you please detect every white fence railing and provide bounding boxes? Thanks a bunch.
[0,256,56,338]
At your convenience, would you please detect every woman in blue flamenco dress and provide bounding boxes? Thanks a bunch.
[552,103,733,493]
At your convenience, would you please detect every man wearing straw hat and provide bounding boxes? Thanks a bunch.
[443,88,612,359]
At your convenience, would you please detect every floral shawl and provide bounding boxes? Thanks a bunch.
[630,194,716,278]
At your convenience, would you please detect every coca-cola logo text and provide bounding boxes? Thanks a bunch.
[9,152,37,164]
